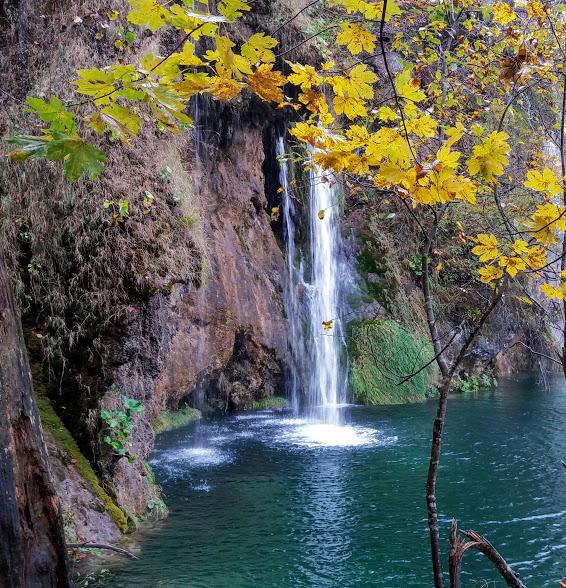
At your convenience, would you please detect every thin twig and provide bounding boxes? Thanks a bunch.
[271,0,322,37]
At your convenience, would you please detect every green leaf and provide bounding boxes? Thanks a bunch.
[44,133,107,181]
[5,135,51,161]
[123,397,143,412]
[125,31,137,43]
[100,103,143,143]
[25,96,76,132]
[108,9,120,20]
[117,88,147,101]
[318,209,325,220]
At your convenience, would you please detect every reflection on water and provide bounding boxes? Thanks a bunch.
[102,376,566,588]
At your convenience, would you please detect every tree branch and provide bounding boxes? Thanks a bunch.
[66,542,139,560]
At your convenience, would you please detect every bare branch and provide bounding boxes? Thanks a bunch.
[457,529,526,588]
[66,542,139,560]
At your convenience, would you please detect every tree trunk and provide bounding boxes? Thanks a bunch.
[0,251,71,587]
[426,375,451,588]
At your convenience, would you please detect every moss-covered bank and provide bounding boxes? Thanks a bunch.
[151,405,202,435]
[252,396,287,410]
[36,395,128,532]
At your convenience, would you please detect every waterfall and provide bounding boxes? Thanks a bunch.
[277,137,303,413]
[277,138,346,424]
[307,163,345,424]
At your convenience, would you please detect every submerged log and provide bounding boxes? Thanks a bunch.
[0,251,71,587]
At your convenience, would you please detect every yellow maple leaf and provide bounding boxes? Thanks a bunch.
[527,1,546,18]
[360,0,402,20]
[478,266,504,283]
[377,106,397,121]
[472,234,499,262]
[166,5,219,38]
[208,76,244,100]
[217,0,251,20]
[512,240,529,255]
[498,256,526,277]
[492,3,516,24]
[333,95,368,120]
[541,283,564,300]
[444,122,465,148]
[298,89,327,113]
[467,131,510,183]
[289,122,324,147]
[524,246,547,269]
[395,66,426,103]
[336,23,377,55]
[377,161,410,184]
[527,203,566,245]
[241,32,277,64]
[436,146,460,169]
[313,151,351,173]
[406,115,438,138]
[346,125,370,149]
[127,0,171,30]
[524,167,561,195]
[366,127,412,167]
[287,63,323,90]
[345,64,378,99]
[178,41,205,67]
[246,64,286,102]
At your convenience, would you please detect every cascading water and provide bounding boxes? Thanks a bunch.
[277,137,303,413]
[277,138,346,424]
[307,162,345,424]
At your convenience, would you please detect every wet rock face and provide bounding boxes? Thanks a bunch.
[94,121,289,516]
[151,123,288,414]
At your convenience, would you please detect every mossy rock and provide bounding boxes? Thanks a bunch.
[251,396,288,410]
[152,405,201,435]
[35,395,128,533]
[349,320,438,405]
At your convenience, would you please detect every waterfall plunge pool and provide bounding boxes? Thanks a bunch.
[101,375,566,587]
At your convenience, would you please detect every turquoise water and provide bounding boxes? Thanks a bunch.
[103,376,566,586]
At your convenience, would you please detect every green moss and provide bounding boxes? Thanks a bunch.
[36,395,128,533]
[349,320,439,405]
[251,396,288,410]
[152,405,201,435]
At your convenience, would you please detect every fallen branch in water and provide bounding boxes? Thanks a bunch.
[448,522,526,588]
[66,542,139,560]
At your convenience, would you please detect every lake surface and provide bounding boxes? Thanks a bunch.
[102,375,566,587]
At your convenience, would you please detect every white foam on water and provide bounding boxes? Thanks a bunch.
[160,446,232,468]
[192,481,212,492]
[277,423,395,448]
[235,413,271,421]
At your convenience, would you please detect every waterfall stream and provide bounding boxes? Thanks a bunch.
[277,138,347,424]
